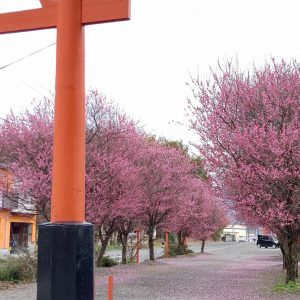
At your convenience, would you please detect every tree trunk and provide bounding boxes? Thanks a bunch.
[109,232,118,246]
[117,220,134,264]
[120,233,129,264]
[201,239,205,253]
[148,227,155,261]
[280,234,299,283]
[177,231,187,255]
[279,239,287,270]
[96,237,110,267]
[96,228,114,267]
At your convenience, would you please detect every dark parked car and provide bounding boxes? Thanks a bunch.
[256,235,279,248]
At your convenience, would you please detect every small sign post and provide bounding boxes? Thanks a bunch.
[107,275,113,300]
[0,1,130,299]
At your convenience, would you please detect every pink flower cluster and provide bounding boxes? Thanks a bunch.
[188,59,300,234]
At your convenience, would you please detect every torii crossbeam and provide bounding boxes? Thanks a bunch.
[0,1,130,299]
[0,0,129,33]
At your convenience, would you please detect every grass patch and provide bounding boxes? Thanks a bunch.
[273,281,300,294]
[106,244,122,251]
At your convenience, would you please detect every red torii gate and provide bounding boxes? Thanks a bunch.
[0,1,130,299]
[0,0,130,34]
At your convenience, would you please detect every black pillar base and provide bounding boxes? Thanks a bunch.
[37,222,94,300]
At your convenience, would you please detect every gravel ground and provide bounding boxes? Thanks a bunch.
[0,242,299,299]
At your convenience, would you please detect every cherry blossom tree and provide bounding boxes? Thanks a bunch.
[0,92,125,223]
[0,99,53,221]
[159,140,226,254]
[188,59,300,282]
[135,140,195,260]
[86,144,142,266]
[166,175,227,254]
[85,91,145,266]
[191,199,228,253]
[116,219,135,264]
[0,89,229,268]
[165,178,201,254]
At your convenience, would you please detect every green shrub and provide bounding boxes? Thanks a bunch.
[0,255,36,283]
[167,243,178,257]
[100,256,118,267]
[185,247,194,254]
[176,243,193,255]
[166,242,193,257]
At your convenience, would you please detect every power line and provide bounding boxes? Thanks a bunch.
[0,42,55,71]
[2,68,53,99]
[11,72,53,99]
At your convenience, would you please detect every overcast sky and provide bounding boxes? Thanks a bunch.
[1,0,300,145]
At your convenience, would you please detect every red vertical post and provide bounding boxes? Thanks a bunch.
[165,230,169,258]
[108,275,113,300]
[37,1,94,299]
[136,229,140,263]
[51,0,85,223]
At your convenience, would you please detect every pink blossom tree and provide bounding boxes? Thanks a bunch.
[85,91,145,265]
[160,140,226,254]
[167,176,227,254]
[86,128,144,265]
[191,199,228,253]
[0,99,53,221]
[165,178,203,254]
[135,140,195,260]
[188,59,300,282]
[0,92,125,224]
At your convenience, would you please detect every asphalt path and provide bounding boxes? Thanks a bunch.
[105,240,238,263]
[0,241,299,299]
[96,242,299,300]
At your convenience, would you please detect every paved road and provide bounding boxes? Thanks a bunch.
[0,242,299,299]
[106,240,238,262]
[96,242,299,300]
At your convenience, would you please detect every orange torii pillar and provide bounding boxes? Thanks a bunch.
[0,1,130,299]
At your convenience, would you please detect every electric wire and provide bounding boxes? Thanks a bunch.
[0,42,55,71]
[5,70,53,99]
[0,42,56,99]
